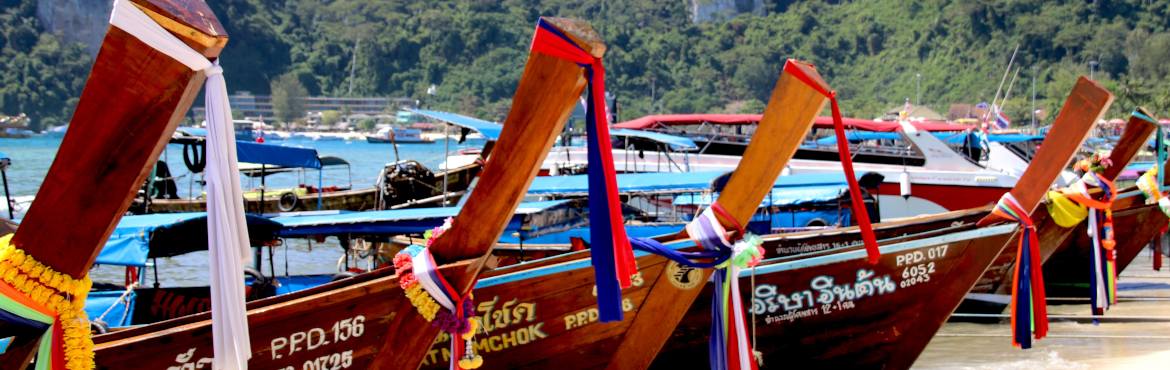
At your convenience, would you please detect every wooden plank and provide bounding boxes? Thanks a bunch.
[1101,109,1157,180]
[981,77,1112,224]
[609,60,829,370]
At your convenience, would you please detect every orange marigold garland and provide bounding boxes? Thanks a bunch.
[394,218,483,369]
[0,233,95,370]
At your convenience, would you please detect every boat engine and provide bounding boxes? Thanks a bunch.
[379,160,438,208]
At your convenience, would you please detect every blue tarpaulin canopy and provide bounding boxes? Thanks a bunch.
[610,129,698,151]
[813,131,1042,145]
[673,185,849,208]
[408,109,503,140]
[97,212,281,267]
[235,141,321,169]
[273,200,581,239]
[527,171,856,197]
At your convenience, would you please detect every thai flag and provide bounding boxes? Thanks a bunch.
[995,108,1012,129]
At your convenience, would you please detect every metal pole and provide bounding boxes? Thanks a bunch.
[1,165,12,220]
[443,123,450,207]
[260,164,266,214]
[1031,66,1037,131]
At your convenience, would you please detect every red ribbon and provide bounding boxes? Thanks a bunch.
[991,194,1048,348]
[530,21,636,323]
[784,62,881,263]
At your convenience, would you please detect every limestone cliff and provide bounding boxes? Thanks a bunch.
[36,0,112,55]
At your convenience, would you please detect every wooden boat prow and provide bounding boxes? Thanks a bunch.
[131,0,227,55]
[1102,109,1157,180]
[13,0,227,279]
[0,0,226,367]
[984,77,1112,222]
[540,17,606,58]
[429,17,598,283]
[610,60,830,370]
[968,107,1155,305]
[1040,108,1167,296]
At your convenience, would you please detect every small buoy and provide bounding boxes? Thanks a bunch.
[899,171,911,199]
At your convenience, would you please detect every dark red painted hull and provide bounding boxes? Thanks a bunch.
[652,223,1017,370]
[875,182,1010,214]
[410,212,1012,370]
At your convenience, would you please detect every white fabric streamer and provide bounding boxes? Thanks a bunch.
[728,265,752,369]
[411,252,456,310]
[110,1,251,369]
[1088,211,1107,310]
[203,62,253,370]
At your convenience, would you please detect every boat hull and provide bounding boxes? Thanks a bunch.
[91,262,468,369]
[138,187,379,213]
[407,217,1011,370]
[652,224,1016,370]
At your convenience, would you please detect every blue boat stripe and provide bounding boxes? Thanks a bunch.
[477,223,1017,288]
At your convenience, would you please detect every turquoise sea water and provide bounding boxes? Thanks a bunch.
[0,134,479,198]
[4,134,1170,368]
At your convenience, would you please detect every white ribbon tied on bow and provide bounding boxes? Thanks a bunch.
[111,1,251,369]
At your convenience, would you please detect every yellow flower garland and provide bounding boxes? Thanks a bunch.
[0,234,94,370]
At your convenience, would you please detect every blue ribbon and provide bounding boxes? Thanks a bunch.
[629,237,729,268]
[1014,231,1035,349]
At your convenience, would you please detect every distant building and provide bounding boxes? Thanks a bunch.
[948,104,990,121]
[690,0,765,23]
[191,92,413,122]
[881,104,945,121]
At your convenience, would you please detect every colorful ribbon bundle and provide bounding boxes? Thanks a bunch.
[629,203,763,370]
[0,234,94,369]
[1137,165,1170,224]
[1084,173,1118,316]
[529,19,635,322]
[991,193,1048,349]
[1065,172,1118,315]
[784,63,881,264]
[1152,124,1168,270]
[1048,170,1121,316]
[394,220,483,370]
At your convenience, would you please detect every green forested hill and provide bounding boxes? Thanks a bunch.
[4,0,1170,129]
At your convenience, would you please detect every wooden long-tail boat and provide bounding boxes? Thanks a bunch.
[1039,110,1169,297]
[0,0,227,368]
[962,111,1157,310]
[412,59,836,369]
[89,17,606,369]
[648,77,1110,369]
